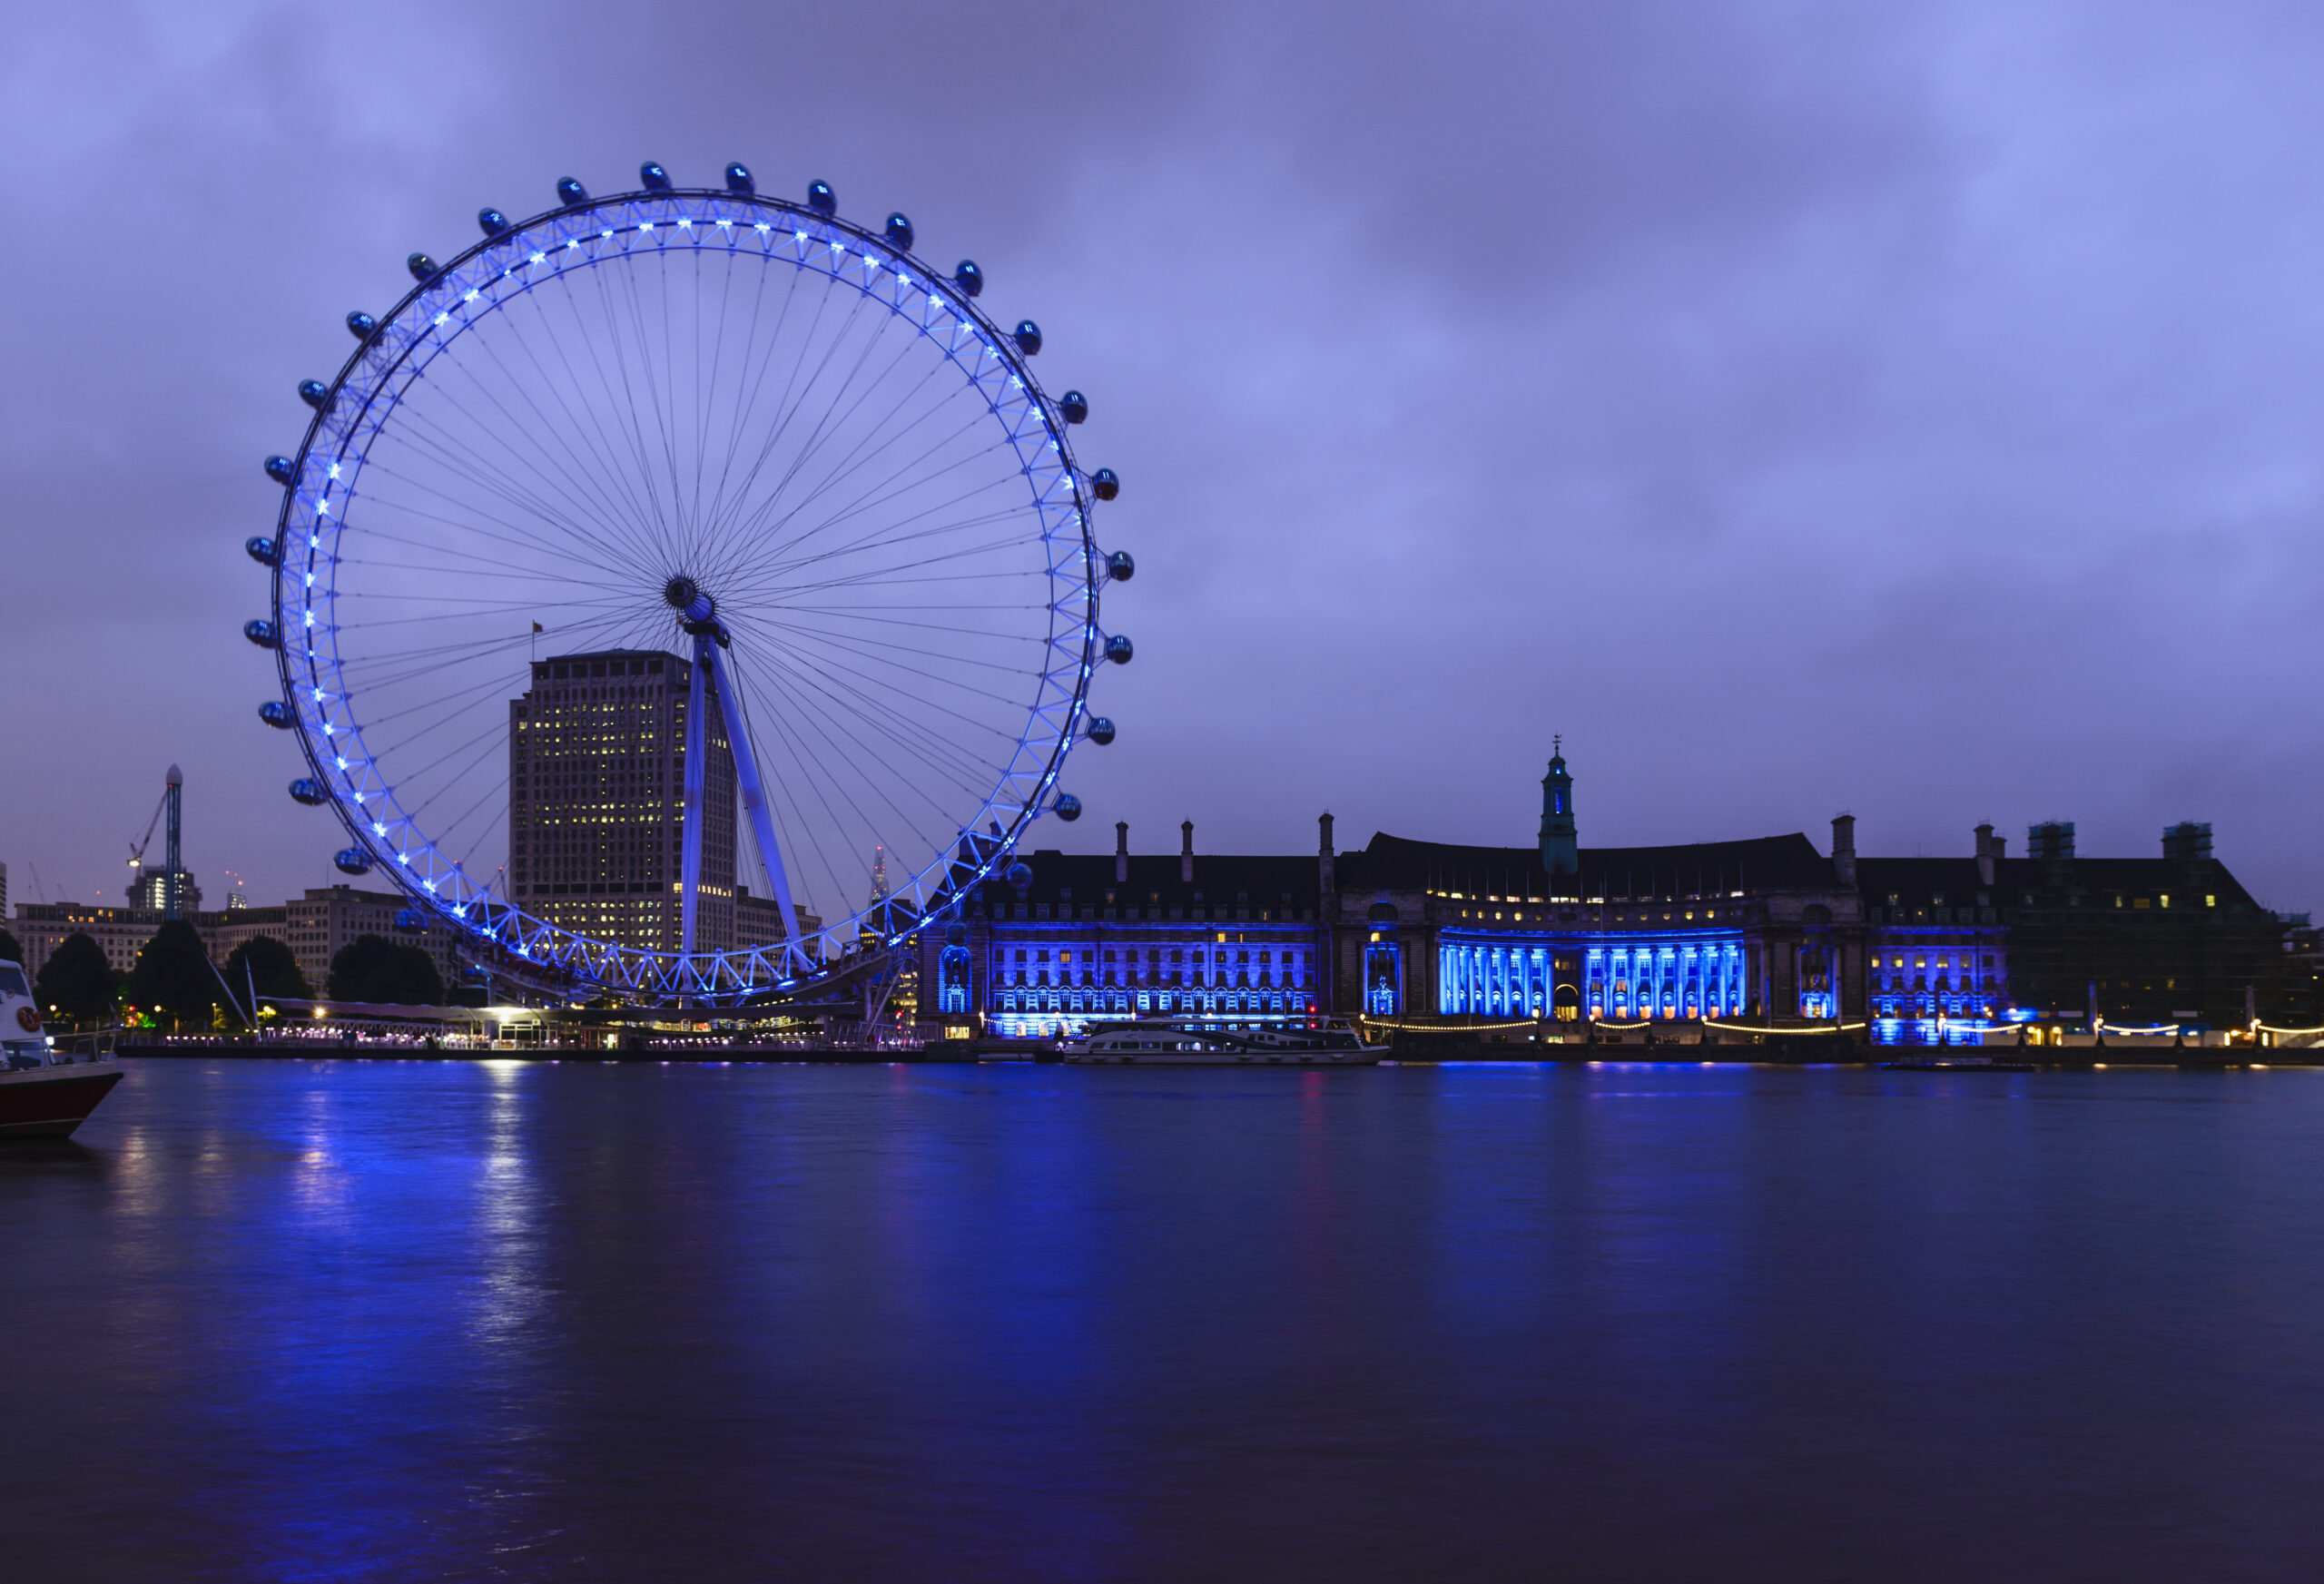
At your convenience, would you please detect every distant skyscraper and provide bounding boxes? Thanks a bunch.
[508,649,734,953]
[854,843,894,954]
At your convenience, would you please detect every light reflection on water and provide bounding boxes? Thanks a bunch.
[8,1059,2324,1581]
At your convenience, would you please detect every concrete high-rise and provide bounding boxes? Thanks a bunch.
[508,648,734,953]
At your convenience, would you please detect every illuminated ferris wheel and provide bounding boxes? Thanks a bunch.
[243,161,1134,1001]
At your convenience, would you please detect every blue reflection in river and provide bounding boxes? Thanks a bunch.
[10,1059,2324,1581]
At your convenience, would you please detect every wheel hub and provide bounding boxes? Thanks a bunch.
[662,575,713,622]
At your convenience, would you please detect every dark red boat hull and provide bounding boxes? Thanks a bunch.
[0,1067,123,1138]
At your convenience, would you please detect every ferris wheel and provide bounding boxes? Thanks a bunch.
[243,162,1133,1001]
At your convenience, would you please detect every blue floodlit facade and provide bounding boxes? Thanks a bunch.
[1438,938,1751,1021]
[1335,828,1847,1029]
[1318,747,1859,1029]
[1855,830,2014,1045]
[917,824,1325,1040]
[975,923,1321,1038]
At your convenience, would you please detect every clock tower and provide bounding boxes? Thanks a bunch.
[1540,739,1577,879]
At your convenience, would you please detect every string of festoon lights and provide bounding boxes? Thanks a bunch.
[1700,1018,1866,1035]
[1353,1015,1875,1037]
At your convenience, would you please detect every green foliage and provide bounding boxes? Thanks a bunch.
[328,934,444,1005]
[127,920,220,1033]
[34,933,116,1027]
[0,925,23,967]
[222,935,310,1018]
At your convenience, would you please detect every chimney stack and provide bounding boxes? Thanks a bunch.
[1115,821,1129,885]
[1974,822,1996,888]
[1830,814,1856,888]
[1180,820,1195,885]
[2162,822,2213,868]
[1319,812,1336,896]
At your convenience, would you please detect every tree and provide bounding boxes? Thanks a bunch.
[222,935,310,1021]
[0,926,23,967]
[328,934,444,1005]
[34,932,115,1027]
[127,920,220,1033]
[379,941,444,1006]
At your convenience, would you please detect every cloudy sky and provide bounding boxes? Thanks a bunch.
[5,0,2322,917]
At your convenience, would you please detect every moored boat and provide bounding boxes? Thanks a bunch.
[1062,1017,1381,1066]
[0,959,123,1139]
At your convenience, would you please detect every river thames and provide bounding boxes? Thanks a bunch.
[8,1058,2324,1581]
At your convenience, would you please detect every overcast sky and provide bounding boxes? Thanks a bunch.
[5,0,2322,918]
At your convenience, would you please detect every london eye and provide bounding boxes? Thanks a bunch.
[244,162,1132,1002]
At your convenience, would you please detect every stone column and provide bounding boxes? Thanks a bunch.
[1770,933,1799,1019]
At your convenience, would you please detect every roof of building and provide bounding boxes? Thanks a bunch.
[1856,854,2263,910]
[948,831,2273,917]
[1338,831,1837,897]
[970,849,1322,911]
[1848,857,1985,900]
[539,647,683,664]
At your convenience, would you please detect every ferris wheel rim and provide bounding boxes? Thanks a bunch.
[264,182,1108,1000]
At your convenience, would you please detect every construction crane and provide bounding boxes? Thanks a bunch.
[126,765,186,919]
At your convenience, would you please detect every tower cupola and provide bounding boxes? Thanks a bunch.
[1540,738,1578,878]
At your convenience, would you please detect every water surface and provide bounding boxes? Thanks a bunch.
[7,1058,2324,1581]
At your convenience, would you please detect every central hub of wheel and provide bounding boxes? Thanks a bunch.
[663,575,715,625]
[664,574,726,645]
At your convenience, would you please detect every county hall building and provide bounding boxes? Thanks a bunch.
[919,749,2291,1044]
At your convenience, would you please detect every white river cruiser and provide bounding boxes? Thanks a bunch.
[0,959,122,1139]
[1060,1017,1382,1066]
